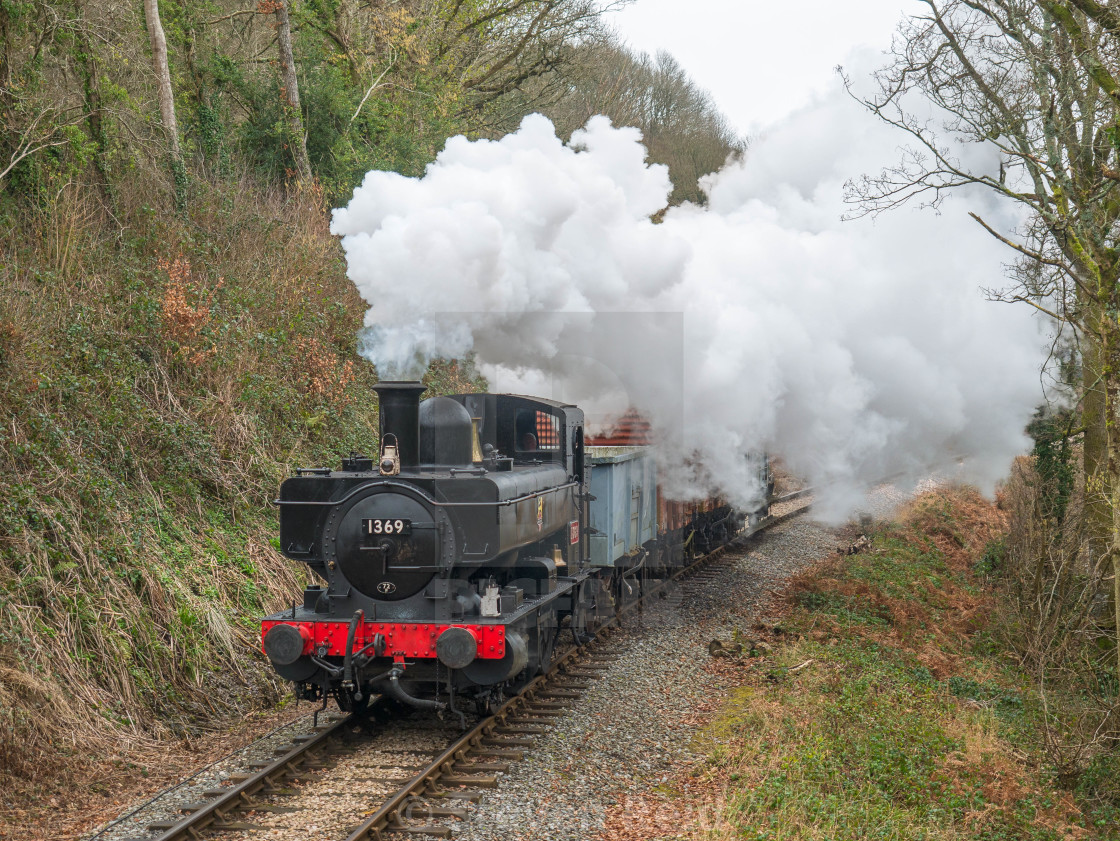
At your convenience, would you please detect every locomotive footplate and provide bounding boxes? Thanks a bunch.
[260,617,508,659]
[260,577,579,661]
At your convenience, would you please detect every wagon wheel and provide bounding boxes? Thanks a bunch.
[573,577,615,640]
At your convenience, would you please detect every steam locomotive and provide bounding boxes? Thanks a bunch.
[260,382,770,716]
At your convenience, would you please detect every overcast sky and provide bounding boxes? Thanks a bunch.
[606,0,915,134]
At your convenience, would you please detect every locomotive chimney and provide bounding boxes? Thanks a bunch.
[373,381,427,471]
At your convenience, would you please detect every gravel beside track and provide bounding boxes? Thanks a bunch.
[84,713,333,841]
[220,716,461,841]
[446,513,844,840]
[85,711,465,841]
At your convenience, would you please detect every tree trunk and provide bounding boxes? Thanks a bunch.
[74,3,112,201]
[142,0,181,166]
[274,0,312,182]
[1082,306,1111,563]
[0,5,12,103]
[1105,317,1120,678]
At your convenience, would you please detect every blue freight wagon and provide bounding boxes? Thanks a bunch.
[586,446,658,567]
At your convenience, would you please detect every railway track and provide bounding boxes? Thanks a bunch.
[102,490,813,841]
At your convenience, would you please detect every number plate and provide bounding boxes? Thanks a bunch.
[362,518,412,536]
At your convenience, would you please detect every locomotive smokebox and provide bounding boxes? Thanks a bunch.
[373,380,427,470]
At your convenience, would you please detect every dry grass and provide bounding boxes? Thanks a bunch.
[903,484,1011,570]
[780,487,1006,680]
[0,702,311,841]
[160,257,222,364]
[994,455,1120,793]
[294,337,356,405]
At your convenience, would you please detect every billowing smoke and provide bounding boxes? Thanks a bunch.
[330,81,1043,520]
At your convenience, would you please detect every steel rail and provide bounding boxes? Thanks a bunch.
[774,486,814,503]
[143,708,364,841]
[343,643,594,840]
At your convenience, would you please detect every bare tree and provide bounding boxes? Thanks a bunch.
[847,0,1120,670]
[72,1,113,201]
[494,40,743,205]
[453,0,612,102]
[143,0,182,170]
[0,3,89,192]
[0,106,83,187]
[271,0,311,181]
[301,0,625,115]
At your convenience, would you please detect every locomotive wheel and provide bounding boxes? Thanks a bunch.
[531,622,558,675]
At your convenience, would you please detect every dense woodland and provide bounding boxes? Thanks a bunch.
[3,0,1120,833]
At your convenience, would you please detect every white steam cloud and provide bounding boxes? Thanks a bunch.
[331,76,1044,520]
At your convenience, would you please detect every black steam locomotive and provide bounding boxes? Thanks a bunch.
[260,381,765,716]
